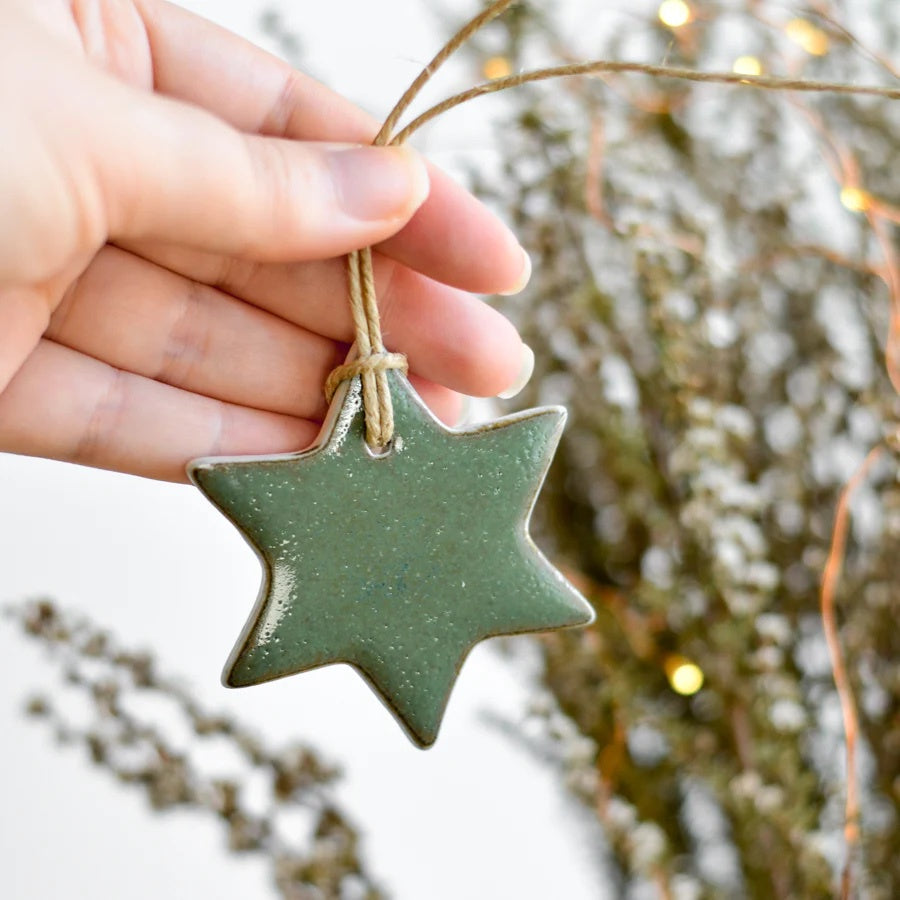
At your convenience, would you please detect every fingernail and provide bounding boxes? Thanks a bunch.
[499,248,532,296]
[329,146,430,221]
[498,343,535,399]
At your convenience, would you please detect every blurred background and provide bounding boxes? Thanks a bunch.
[2,1,899,898]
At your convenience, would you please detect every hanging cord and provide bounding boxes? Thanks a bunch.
[324,0,900,449]
[324,0,518,450]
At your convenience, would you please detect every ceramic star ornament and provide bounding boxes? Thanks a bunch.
[189,371,594,748]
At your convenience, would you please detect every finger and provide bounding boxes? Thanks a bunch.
[133,0,529,294]
[85,72,429,259]
[0,341,318,482]
[47,246,344,421]
[126,243,527,398]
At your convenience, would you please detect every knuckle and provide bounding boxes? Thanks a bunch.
[71,365,128,467]
[259,70,305,138]
[155,281,212,386]
[244,138,314,253]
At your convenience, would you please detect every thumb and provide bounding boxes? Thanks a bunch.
[89,78,430,260]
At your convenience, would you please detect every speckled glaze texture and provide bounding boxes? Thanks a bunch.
[188,372,594,748]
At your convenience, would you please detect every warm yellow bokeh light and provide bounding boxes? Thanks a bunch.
[665,655,704,695]
[482,56,512,80]
[732,56,763,77]
[658,0,692,29]
[840,186,872,213]
[785,19,830,56]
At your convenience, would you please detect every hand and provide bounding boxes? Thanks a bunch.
[0,0,532,482]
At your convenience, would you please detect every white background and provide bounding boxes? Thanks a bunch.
[0,2,603,898]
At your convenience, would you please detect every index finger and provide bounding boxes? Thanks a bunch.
[133,0,529,295]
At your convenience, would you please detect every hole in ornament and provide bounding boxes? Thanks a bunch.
[365,437,396,460]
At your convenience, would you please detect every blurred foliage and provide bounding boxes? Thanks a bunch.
[8,600,383,900]
[462,1,900,897]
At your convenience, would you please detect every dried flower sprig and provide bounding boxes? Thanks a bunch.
[6,599,385,900]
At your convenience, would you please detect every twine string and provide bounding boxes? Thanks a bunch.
[326,1,520,450]
[325,0,900,449]
[390,61,900,145]
[372,0,519,148]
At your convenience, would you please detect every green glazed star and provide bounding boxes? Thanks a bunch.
[189,371,594,748]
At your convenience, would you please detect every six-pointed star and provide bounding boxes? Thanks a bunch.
[189,372,594,747]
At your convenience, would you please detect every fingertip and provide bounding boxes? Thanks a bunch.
[376,166,529,294]
[497,247,532,296]
[457,305,528,399]
[497,343,535,400]
[382,265,527,399]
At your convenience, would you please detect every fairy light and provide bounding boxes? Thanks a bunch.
[732,56,763,77]
[658,0,693,29]
[665,655,704,695]
[840,186,873,213]
[482,56,512,80]
[785,19,830,56]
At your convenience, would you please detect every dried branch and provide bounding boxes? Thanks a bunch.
[6,600,385,900]
[819,446,886,900]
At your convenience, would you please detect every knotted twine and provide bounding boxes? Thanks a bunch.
[323,0,900,449]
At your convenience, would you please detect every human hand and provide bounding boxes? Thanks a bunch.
[0,0,532,482]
